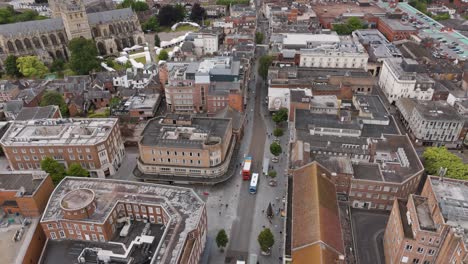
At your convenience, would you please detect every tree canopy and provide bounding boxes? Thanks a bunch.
[258,228,275,253]
[273,128,284,137]
[158,50,169,61]
[422,147,468,180]
[0,7,46,25]
[4,55,21,78]
[118,0,149,11]
[16,56,48,78]
[190,3,206,23]
[50,59,65,73]
[216,229,229,249]
[142,16,159,32]
[333,17,366,35]
[258,55,273,80]
[270,142,282,156]
[255,32,264,44]
[158,5,186,27]
[68,38,100,75]
[67,163,89,177]
[216,0,249,6]
[40,90,68,117]
[41,157,66,185]
[272,108,288,124]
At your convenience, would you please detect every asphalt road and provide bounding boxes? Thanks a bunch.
[226,53,267,262]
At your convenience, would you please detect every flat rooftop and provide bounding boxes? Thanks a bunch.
[430,177,468,241]
[41,177,205,263]
[353,163,383,181]
[373,134,423,183]
[0,218,41,264]
[41,222,165,264]
[141,115,231,149]
[0,171,48,196]
[413,195,437,232]
[295,109,362,132]
[380,17,417,31]
[0,118,118,147]
[312,3,385,18]
[398,98,462,121]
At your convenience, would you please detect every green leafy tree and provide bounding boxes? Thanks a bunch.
[268,170,277,178]
[158,4,186,27]
[333,17,365,35]
[422,147,468,180]
[255,32,264,44]
[158,50,169,60]
[434,13,450,21]
[16,56,48,78]
[258,55,273,80]
[4,55,21,77]
[143,16,159,32]
[154,34,161,47]
[270,142,282,156]
[50,59,65,73]
[40,90,68,117]
[0,7,46,25]
[216,229,229,250]
[118,0,149,11]
[68,38,100,75]
[41,157,66,185]
[190,3,206,23]
[67,163,89,177]
[258,228,275,253]
[273,128,284,137]
[272,108,288,124]
[216,0,249,6]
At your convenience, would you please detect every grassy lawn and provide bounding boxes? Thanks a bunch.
[174,24,199,32]
[134,57,147,64]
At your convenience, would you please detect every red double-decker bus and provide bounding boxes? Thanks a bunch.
[242,156,252,180]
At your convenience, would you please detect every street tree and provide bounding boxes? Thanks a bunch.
[270,142,282,156]
[4,55,21,77]
[268,170,277,178]
[40,90,68,117]
[16,56,48,78]
[255,32,264,44]
[158,50,169,61]
[216,229,229,251]
[258,228,275,253]
[272,108,288,124]
[50,58,65,73]
[41,157,66,185]
[69,38,100,75]
[333,17,365,35]
[258,55,273,80]
[118,0,149,11]
[67,163,89,177]
[154,34,161,47]
[423,147,468,180]
[190,3,206,23]
[273,128,284,137]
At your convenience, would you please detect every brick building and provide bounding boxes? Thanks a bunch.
[384,176,468,264]
[39,177,207,264]
[377,17,418,41]
[0,171,54,264]
[163,57,246,114]
[135,114,235,182]
[0,118,125,178]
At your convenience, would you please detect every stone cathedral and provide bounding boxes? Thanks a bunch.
[0,0,145,69]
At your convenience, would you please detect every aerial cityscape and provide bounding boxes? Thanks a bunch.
[0,0,467,263]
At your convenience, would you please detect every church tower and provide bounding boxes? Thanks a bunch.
[48,0,62,18]
[58,0,92,40]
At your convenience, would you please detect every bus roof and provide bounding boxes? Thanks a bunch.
[243,160,252,171]
[250,173,259,186]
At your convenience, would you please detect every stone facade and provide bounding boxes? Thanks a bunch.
[0,0,144,69]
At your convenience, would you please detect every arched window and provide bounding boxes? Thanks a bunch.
[58,32,66,44]
[109,25,115,35]
[41,35,49,46]
[50,34,58,45]
[32,37,41,48]
[24,38,33,49]
[97,42,106,56]
[7,41,14,52]
[15,39,24,51]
